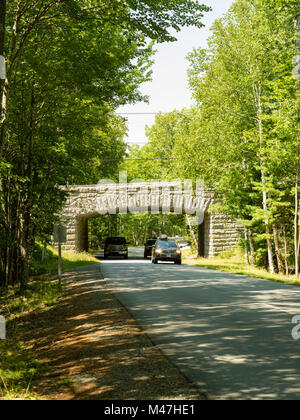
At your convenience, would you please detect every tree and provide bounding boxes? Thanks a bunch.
[123,110,186,181]
[172,0,299,274]
[0,0,6,55]
[262,0,300,19]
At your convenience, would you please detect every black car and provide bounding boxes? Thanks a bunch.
[152,240,182,265]
[104,237,128,259]
[144,238,157,258]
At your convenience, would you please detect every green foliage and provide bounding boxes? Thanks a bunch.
[122,109,197,182]
[125,0,211,43]
[0,0,210,290]
[89,213,188,248]
[0,340,41,400]
[262,0,300,19]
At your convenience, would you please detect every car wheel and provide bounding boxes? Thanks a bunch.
[152,259,158,264]
[175,259,182,265]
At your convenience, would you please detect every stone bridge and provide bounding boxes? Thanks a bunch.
[57,181,241,257]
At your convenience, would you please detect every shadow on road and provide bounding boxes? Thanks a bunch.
[101,256,300,400]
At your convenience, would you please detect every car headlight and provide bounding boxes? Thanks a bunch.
[156,249,162,254]
[176,249,181,254]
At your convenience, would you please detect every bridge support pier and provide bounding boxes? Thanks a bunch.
[198,219,205,258]
[76,216,89,252]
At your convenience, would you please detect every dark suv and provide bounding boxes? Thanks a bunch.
[152,240,182,265]
[144,238,157,258]
[104,237,128,259]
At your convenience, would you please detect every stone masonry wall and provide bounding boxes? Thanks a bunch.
[57,184,241,256]
[208,213,242,257]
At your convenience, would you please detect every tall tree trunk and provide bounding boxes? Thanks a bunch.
[294,181,300,277]
[255,81,275,274]
[0,0,7,290]
[244,228,249,265]
[294,102,300,277]
[262,194,275,273]
[0,0,6,102]
[282,225,289,277]
[248,230,256,266]
[186,215,198,251]
[273,225,285,275]
[294,16,300,275]
[0,0,6,53]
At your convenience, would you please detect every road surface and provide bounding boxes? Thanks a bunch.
[100,247,300,400]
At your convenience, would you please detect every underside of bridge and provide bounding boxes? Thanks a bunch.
[74,210,210,257]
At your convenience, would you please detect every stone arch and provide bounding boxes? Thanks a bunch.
[57,183,241,256]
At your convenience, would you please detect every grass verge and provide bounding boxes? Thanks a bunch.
[183,248,300,287]
[0,279,61,400]
[0,248,99,400]
[31,244,99,277]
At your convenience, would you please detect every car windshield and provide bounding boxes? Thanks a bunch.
[105,237,127,245]
[157,241,178,249]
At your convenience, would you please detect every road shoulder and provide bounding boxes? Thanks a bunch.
[24,264,205,400]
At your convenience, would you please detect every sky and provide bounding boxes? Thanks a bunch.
[117,0,234,146]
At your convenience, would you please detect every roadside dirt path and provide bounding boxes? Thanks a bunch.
[23,265,205,400]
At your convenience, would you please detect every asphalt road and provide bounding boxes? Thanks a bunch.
[100,247,300,400]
